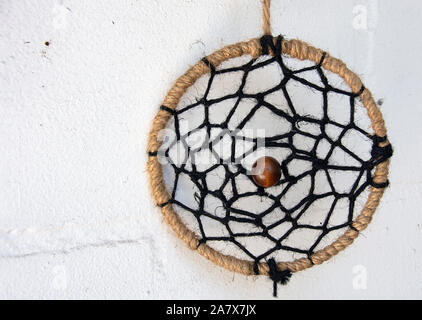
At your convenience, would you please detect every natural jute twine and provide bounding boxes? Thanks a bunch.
[146,0,391,277]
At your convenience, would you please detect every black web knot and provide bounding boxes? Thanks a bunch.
[160,105,176,115]
[267,258,292,297]
[371,135,393,165]
[312,158,328,171]
[260,35,283,56]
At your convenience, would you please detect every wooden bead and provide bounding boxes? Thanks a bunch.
[252,156,281,188]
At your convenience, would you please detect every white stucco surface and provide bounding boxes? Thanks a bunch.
[0,0,421,299]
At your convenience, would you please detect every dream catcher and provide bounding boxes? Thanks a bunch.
[146,0,392,296]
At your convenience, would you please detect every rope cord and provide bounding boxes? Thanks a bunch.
[262,0,271,35]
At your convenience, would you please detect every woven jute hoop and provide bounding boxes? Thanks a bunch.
[146,0,390,277]
[146,36,391,276]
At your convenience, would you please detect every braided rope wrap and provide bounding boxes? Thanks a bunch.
[146,37,391,276]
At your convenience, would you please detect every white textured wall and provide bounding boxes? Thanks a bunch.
[1,0,421,299]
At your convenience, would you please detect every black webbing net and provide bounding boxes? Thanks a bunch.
[156,36,392,295]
